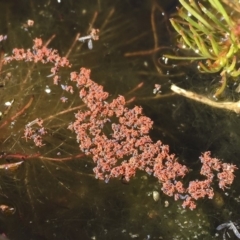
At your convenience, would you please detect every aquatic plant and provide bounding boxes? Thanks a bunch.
[165,0,240,97]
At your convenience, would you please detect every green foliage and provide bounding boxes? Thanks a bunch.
[165,0,240,97]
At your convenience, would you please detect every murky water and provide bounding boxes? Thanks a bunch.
[0,0,239,239]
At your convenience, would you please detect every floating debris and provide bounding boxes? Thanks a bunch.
[0,204,16,215]
[217,220,240,239]
[78,29,99,50]
[153,191,160,202]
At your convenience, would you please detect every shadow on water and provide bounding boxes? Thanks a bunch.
[0,0,239,239]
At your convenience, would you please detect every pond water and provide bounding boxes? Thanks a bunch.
[0,0,239,239]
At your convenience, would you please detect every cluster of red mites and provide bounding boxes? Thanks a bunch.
[3,38,71,85]
[68,68,237,210]
[4,39,237,209]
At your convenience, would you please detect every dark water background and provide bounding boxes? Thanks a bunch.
[0,0,239,239]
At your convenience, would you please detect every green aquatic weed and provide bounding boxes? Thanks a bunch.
[165,0,240,97]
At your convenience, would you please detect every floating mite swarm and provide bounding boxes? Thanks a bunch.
[0,29,237,210]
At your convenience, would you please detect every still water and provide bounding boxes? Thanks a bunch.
[0,0,239,239]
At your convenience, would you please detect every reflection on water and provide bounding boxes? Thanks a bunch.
[0,0,239,239]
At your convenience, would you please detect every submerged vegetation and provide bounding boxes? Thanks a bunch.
[165,0,240,97]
